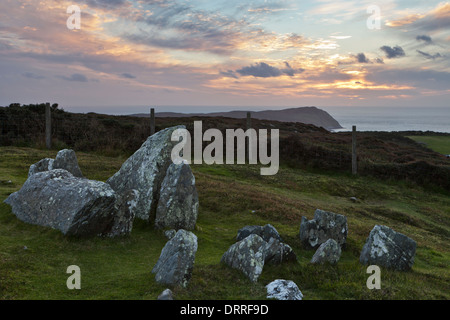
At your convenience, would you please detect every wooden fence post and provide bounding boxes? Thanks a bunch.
[150,108,155,136]
[246,111,252,130]
[352,125,357,175]
[45,103,52,149]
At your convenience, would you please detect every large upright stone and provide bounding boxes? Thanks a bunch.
[107,126,185,221]
[360,225,417,271]
[152,229,198,288]
[155,162,199,230]
[4,169,116,236]
[53,149,83,177]
[299,209,348,249]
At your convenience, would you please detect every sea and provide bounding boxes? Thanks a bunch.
[320,106,450,133]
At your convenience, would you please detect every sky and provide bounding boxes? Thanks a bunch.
[0,0,449,114]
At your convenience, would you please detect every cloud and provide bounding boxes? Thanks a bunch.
[366,68,450,90]
[22,72,45,80]
[355,53,369,63]
[58,73,89,82]
[236,62,303,78]
[220,70,238,79]
[120,73,136,79]
[380,45,406,59]
[416,35,432,43]
[416,50,442,60]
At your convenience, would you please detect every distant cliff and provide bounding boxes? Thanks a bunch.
[132,107,343,130]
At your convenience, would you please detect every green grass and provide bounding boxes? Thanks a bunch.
[0,147,449,300]
[406,136,450,155]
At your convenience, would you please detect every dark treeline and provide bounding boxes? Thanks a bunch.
[1,103,449,191]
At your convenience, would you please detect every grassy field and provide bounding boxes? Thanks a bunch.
[0,147,449,300]
[406,136,450,155]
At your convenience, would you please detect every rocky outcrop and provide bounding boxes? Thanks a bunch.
[107,126,185,221]
[155,162,199,230]
[360,225,417,271]
[28,149,83,178]
[152,229,198,287]
[310,239,342,265]
[299,209,348,249]
[4,169,117,236]
[266,279,303,300]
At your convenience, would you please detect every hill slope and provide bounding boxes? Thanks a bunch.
[132,106,343,130]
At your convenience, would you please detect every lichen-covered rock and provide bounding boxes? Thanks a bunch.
[310,239,341,265]
[152,229,198,287]
[4,169,116,236]
[53,149,83,177]
[299,209,348,249]
[263,238,297,265]
[28,158,54,177]
[236,224,282,243]
[360,225,417,271]
[157,289,174,300]
[107,189,138,237]
[221,234,266,282]
[266,279,303,300]
[27,149,83,178]
[155,162,199,230]
[107,126,185,221]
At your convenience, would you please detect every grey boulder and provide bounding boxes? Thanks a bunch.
[263,238,297,265]
[299,209,348,249]
[310,238,342,265]
[360,225,417,271]
[152,229,198,287]
[107,126,185,221]
[221,234,266,282]
[28,149,83,178]
[266,279,303,300]
[236,224,282,243]
[4,169,117,236]
[155,162,199,230]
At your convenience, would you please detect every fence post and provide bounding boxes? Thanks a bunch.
[150,108,155,136]
[352,125,357,175]
[45,103,52,149]
[246,111,252,130]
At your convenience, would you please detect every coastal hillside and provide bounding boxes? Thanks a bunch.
[132,106,343,131]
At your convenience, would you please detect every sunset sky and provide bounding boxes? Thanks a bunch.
[0,0,449,114]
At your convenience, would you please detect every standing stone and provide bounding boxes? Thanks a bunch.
[299,209,348,249]
[4,169,116,236]
[53,149,83,177]
[221,234,266,283]
[155,162,199,230]
[157,289,174,300]
[360,225,417,271]
[152,229,198,287]
[310,239,342,265]
[107,126,185,221]
[266,279,303,300]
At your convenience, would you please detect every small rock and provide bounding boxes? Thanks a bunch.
[350,197,358,202]
[165,229,177,240]
[53,149,83,178]
[266,279,303,300]
[157,289,174,300]
[310,239,341,265]
[236,224,282,243]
